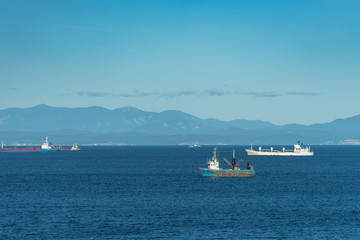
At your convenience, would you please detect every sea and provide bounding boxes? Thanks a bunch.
[0,145,359,239]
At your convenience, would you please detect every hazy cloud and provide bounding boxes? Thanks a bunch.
[115,90,158,98]
[135,89,281,98]
[75,89,314,99]
[288,91,319,96]
[115,93,137,98]
[135,90,154,97]
[77,91,112,97]
[236,91,282,98]
[159,90,235,98]
[160,90,200,98]
[205,89,232,96]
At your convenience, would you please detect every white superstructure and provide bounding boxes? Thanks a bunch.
[207,148,220,170]
[41,137,53,150]
[245,141,314,156]
[71,144,80,151]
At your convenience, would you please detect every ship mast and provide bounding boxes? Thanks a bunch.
[231,149,236,170]
[212,148,217,163]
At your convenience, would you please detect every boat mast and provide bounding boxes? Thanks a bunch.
[232,149,236,169]
[213,148,217,163]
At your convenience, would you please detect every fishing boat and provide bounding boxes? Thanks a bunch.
[70,144,80,151]
[199,148,255,177]
[0,137,57,152]
[57,144,80,151]
[245,141,314,156]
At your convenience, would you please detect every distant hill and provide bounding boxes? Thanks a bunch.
[0,104,359,145]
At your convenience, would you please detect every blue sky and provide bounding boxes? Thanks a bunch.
[1,0,359,125]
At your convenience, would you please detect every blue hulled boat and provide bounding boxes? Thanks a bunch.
[199,148,255,177]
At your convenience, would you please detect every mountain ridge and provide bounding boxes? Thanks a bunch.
[0,104,359,145]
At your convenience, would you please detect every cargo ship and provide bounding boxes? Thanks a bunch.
[245,141,314,156]
[199,148,255,177]
[1,137,57,152]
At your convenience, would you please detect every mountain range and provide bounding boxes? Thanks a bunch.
[0,104,359,145]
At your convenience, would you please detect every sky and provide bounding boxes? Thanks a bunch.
[1,0,360,125]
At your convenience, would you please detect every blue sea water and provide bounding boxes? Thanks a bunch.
[0,145,359,239]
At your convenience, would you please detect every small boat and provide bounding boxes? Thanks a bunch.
[188,144,201,148]
[70,144,80,151]
[57,144,80,151]
[245,141,314,156]
[1,137,56,152]
[199,148,255,177]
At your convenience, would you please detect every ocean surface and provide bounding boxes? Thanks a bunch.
[0,145,359,239]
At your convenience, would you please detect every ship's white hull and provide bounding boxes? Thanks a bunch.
[245,149,314,156]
